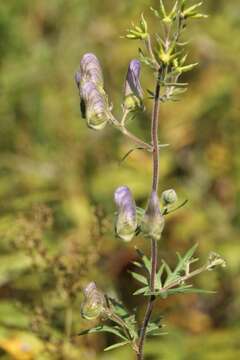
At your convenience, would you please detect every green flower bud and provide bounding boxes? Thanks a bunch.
[161,189,178,205]
[81,282,106,320]
[114,186,137,242]
[141,191,165,241]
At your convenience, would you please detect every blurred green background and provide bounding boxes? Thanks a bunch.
[0,0,239,359]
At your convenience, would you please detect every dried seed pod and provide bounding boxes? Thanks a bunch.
[124,59,143,111]
[141,191,165,241]
[81,282,106,320]
[161,189,178,205]
[81,81,109,130]
[114,186,137,242]
[206,252,226,271]
[80,53,104,88]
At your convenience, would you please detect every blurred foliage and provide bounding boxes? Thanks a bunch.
[0,0,239,359]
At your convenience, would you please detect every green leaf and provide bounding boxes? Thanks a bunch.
[78,325,127,340]
[156,263,165,289]
[159,0,167,17]
[104,341,130,351]
[108,297,129,318]
[130,271,148,285]
[132,261,142,268]
[135,248,152,274]
[133,286,148,295]
[148,286,215,298]
[150,7,161,19]
[164,243,198,286]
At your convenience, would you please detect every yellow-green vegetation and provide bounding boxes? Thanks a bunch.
[0,0,239,359]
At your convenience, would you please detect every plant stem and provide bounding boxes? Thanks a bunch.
[151,70,161,192]
[110,113,153,151]
[137,69,162,360]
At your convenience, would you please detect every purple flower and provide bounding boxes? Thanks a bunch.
[81,81,109,130]
[141,191,165,241]
[124,59,143,110]
[80,53,104,87]
[114,186,137,242]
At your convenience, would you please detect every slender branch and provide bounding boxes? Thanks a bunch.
[109,113,153,151]
[163,265,207,292]
[121,127,152,152]
[137,68,162,360]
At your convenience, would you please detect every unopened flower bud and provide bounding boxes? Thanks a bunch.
[141,191,165,241]
[81,81,109,130]
[80,53,104,88]
[124,59,143,111]
[206,252,226,271]
[161,189,178,205]
[81,282,106,320]
[114,186,137,242]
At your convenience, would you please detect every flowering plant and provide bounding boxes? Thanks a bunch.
[75,1,226,359]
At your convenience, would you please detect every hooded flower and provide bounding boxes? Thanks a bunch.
[114,186,137,242]
[141,191,165,241]
[80,81,109,130]
[124,59,143,111]
[80,53,104,88]
[81,282,106,320]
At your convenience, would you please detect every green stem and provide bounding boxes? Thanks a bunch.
[110,113,153,151]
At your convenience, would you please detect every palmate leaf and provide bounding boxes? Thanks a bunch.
[164,243,199,286]
[78,324,127,341]
[104,341,130,352]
